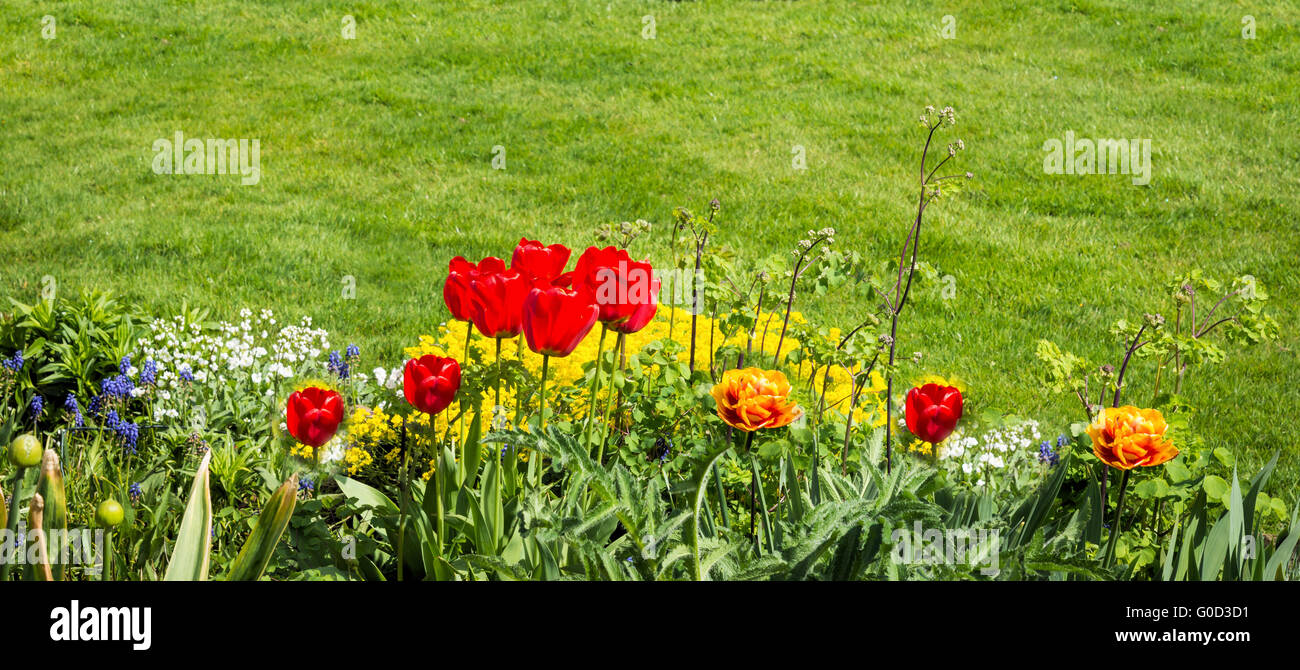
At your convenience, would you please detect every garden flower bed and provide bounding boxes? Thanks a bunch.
[0,110,1293,582]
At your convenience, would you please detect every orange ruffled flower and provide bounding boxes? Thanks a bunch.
[711,368,803,432]
[1087,405,1179,470]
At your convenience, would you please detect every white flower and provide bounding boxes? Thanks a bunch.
[319,436,346,464]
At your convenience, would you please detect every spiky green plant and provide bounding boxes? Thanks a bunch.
[164,450,213,581]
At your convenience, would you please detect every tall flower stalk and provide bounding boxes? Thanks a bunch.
[773,228,834,366]
[881,105,970,473]
[676,201,717,373]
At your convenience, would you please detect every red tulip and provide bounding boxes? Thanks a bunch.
[443,256,480,322]
[468,257,529,338]
[511,238,571,285]
[572,246,655,326]
[286,387,344,448]
[522,284,599,357]
[403,355,461,415]
[608,273,660,334]
[905,383,963,444]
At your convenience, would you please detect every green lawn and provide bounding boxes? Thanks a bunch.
[1,1,1297,482]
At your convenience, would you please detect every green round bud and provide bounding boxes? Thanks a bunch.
[8,434,42,468]
[95,499,125,527]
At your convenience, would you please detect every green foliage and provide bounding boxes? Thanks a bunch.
[0,291,142,404]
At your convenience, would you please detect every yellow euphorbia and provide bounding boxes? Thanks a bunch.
[405,306,886,431]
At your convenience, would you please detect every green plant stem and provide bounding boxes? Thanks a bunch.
[460,320,473,447]
[841,367,860,474]
[594,333,626,466]
[745,432,757,549]
[515,335,524,426]
[432,423,445,559]
[100,529,114,581]
[689,233,707,372]
[1104,468,1132,567]
[0,468,27,581]
[396,426,409,582]
[494,336,503,410]
[583,325,609,451]
[537,354,549,489]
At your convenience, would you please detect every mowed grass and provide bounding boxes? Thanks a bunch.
[1,1,1297,483]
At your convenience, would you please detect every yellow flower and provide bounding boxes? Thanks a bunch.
[343,447,373,475]
[711,368,803,432]
[407,306,883,434]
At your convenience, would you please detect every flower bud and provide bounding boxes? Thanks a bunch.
[8,434,41,468]
[96,499,125,527]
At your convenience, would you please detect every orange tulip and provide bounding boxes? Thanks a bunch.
[1087,406,1178,470]
[711,368,803,432]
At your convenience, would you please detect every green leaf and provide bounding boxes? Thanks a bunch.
[462,411,483,487]
[1199,515,1230,581]
[1202,475,1229,502]
[164,451,213,581]
[1263,510,1300,581]
[335,475,398,515]
[225,474,299,581]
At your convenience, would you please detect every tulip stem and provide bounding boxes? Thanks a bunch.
[1103,468,1131,567]
[745,432,757,549]
[460,320,473,448]
[595,333,626,466]
[537,354,549,489]
[432,422,445,561]
[494,336,503,412]
[583,325,609,452]
[396,424,408,582]
[515,335,525,428]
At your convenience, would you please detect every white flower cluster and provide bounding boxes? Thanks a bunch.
[371,366,403,391]
[936,419,1043,490]
[138,309,330,393]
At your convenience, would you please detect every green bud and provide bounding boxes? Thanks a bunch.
[96,499,125,527]
[8,434,42,468]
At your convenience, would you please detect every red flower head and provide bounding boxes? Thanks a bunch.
[522,284,599,357]
[286,387,344,448]
[403,355,461,415]
[468,257,529,339]
[572,246,656,327]
[511,238,571,285]
[905,383,963,444]
[443,256,480,322]
[609,273,660,335]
